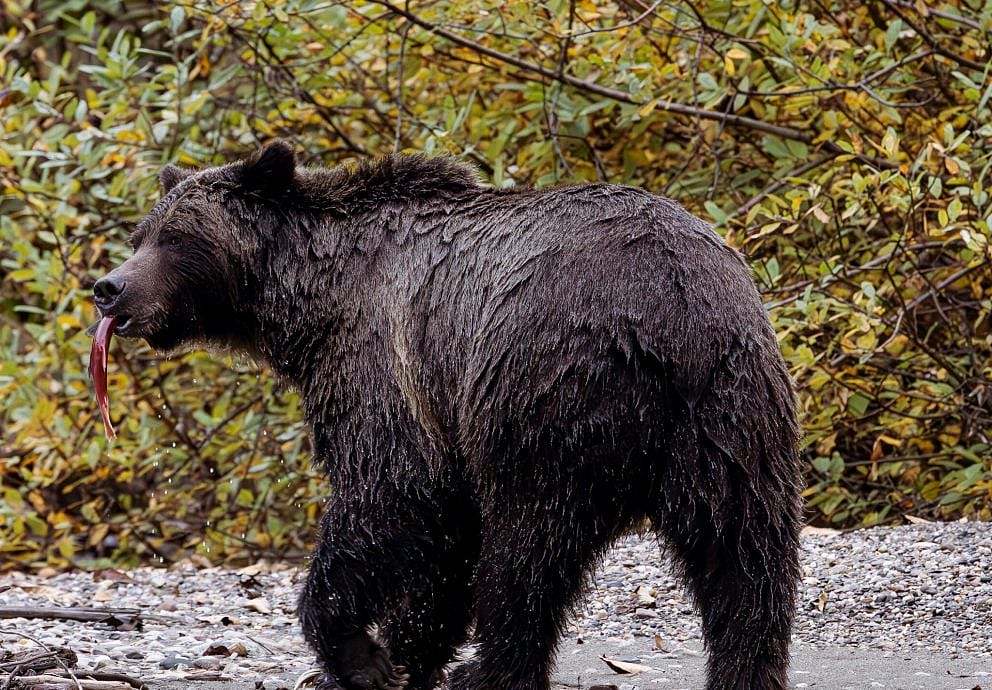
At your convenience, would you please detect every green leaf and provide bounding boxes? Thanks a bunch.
[704,200,728,225]
[762,136,791,159]
[847,393,870,417]
[170,6,185,33]
[884,19,902,52]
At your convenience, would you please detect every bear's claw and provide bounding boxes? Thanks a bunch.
[300,634,408,690]
[346,661,408,690]
[308,668,406,690]
[294,669,326,689]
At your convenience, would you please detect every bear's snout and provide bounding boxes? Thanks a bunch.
[92,254,155,338]
[93,273,127,310]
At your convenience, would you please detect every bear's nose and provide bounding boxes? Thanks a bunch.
[93,274,127,307]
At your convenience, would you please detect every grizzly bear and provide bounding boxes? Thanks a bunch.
[93,141,802,690]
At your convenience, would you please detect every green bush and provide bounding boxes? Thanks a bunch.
[2,0,990,569]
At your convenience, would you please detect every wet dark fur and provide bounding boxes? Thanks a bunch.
[100,142,802,690]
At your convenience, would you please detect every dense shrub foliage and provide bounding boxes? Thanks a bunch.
[1,0,990,569]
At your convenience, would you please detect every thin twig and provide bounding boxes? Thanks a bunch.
[732,154,839,218]
[877,0,986,71]
[885,0,984,30]
[902,262,988,312]
[393,9,410,153]
[571,0,663,37]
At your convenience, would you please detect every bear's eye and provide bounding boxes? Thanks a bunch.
[162,235,183,249]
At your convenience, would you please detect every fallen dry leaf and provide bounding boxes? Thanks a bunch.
[92,587,115,603]
[817,590,829,613]
[204,642,248,657]
[93,569,133,583]
[238,561,273,576]
[600,655,652,674]
[244,597,271,614]
[185,670,231,681]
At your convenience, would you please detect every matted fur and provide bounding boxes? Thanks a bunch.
[98,141,803,690]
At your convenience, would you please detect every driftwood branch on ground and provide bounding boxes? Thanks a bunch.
[66,673,145,689]
[0,607,178,631]
[5,674,133,689]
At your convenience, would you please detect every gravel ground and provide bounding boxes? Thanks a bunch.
[1,521,989,688]
[581,521,992,656]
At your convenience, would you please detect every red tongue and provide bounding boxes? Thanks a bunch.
[89,316,117,440]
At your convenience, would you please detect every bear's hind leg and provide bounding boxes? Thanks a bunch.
[654,454,800,690]
[448,477,633,690]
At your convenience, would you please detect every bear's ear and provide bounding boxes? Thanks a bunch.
[159,164,192,194]
[239,140,296,195]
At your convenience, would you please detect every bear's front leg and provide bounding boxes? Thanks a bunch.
[378,489,481,690]
[298,500,411,690]
[304,631,407,690]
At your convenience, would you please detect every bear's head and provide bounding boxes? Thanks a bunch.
[92,141,296,352]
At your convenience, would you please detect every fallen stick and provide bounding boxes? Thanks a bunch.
[72,675,143,690]
[6,675,130,689]
[0,607,138,624]
[0,607,179,630]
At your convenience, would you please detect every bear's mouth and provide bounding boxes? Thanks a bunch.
[113,314,135,336]
[88,313,137,337]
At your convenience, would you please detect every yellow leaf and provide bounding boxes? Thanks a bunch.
[57,314,80,329]
[884,334,909,355]
[855,331,877,350]
[881,128,898,155]
[750,222,781,239]
[115,129,144,144]
[196,53,211,78]
[638,99,658,117]
[88,523,109,547]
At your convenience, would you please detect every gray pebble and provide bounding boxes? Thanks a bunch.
[193,656,224,670]
[159,655,193,670]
